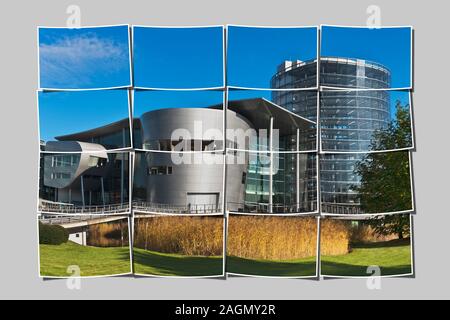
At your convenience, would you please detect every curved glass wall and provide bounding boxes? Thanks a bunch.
[320,57,391,89]
[271,60,317,89]
[320,153,363,214]
[271,57,392,214]
[320,90,390,152]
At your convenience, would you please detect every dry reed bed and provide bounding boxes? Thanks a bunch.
[320,219,351,256]
[134,216,224,256]
[350,224,398,244]
[227,216,318,260]
[87,219,129,248]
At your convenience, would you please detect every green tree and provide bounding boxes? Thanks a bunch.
[363,215,410,240]
[370,100,412,151]
[355,101,413,238]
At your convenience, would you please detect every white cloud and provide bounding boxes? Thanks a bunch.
[39,34,129,88]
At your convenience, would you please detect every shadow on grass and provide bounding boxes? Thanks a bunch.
[133,248,223,277]
[321,261,412,277]
[227,255,317,277]
[321,240,412,277]
[352,238,411,249]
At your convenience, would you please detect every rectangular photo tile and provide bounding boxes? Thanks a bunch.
[38,151,131,215]
[38,214,132,278]
[227,89,317,152]
[320,214,413,278]
[320,151,414,215]
[38,90,132,152]
[133,151,224,216]
[320,26,413,90]
[133,90,224,151]
[133,26,224,89]
[227,215,318,278]
[227,26,318,89]
[133,215,225,277]
[227,150,318,215]
[320,90,414,153]
[38,25,131,90]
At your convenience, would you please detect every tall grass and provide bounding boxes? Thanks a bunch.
[320,219,403,257]
[227,216,318,260]
[87,219,129,248]
[320,219,351,256]
[350,223,399,244]
[134,216,223,256]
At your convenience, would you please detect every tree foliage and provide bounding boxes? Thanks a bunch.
[355,101,413,238]
[370,100,412,151]
[363,215,410,240]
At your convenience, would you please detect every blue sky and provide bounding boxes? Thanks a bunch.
[133,27,224,89]
[227,26,318,88]
[228,89,272,102]
[39,25,131,89]
[321,26,412,89]
[134,90,224,117]
[39,90,130,142]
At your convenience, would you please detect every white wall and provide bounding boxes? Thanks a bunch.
[69,231,87,246]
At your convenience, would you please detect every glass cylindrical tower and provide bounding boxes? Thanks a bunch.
[271,57,391,214]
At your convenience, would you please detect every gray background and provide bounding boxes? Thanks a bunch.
[0,0,447,299]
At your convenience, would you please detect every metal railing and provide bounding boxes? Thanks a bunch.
[39,214,125,226]
[39,215,96,225]
[132,201,222,215]
[321,203,362,215]
[228,202,318,214]
[39,200,130,214]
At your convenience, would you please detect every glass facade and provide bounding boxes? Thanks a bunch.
[272,152,317,213]
[271,60,317,89]
[320,57,391,89]
[271,90,318,153]
[320,90,390,152]
[271,57,392,214]
[243,152,317,213]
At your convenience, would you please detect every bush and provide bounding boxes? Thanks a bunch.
[39,222,69,245]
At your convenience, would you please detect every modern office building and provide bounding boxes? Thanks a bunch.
[39,57,389,215]
[39,138,131,214]
[272,57,391,214]
[40,98,317,214]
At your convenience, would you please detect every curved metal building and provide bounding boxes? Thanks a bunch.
[136,102,316,214]
[271,57,391,214]
[40,141,130,214]
[138,107,252,213]
[40,99,317,215]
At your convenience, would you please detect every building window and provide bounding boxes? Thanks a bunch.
[148,166,173,175]
[51,172,71,179]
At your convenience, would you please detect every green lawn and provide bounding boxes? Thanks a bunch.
[321,239,412,277]
[39,242,131,277]
[227,256,317,277]
[133,248,223,277]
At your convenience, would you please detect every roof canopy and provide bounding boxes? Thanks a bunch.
[215,98,316,136]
